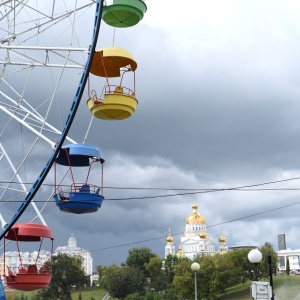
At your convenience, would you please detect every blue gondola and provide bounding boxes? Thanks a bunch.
[53,144,105,214]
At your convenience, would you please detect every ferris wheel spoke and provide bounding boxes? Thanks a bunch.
[0,143,47,226]
[0,1,95,44]
[0,0,104,238]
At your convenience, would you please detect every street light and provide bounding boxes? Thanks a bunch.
[191,262,200,300]
[248,249,274,300]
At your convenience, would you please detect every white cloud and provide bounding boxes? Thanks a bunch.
[3,0,300,268]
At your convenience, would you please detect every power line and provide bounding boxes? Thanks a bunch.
[1,175,300,191]
[89,199,300,253]
[1,187,300,203]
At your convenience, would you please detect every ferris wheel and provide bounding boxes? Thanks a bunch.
[0,0,147,292]
[0,0,104,240]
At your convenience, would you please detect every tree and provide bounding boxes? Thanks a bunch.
[227,248,259,281]
[35,253,87,300]
[197,256,220,300]
[145,256,169,291]
[259,242,278,277]
[146,256,163,279]
[104,265,145,299]
[163,254,184,284]
[172,259,195,300]
[226,244,278,282]
[124,292,143,300]
[214,253,240,294]
[286,258,290,275]
[96,265,106,278]
[126,247,157,278]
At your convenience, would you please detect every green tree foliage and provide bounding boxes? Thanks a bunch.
[214,253,241,293]
[259,242,278,276]
[286,258,290,275]
[227,248,259,281]
[125,290,180,300]
[146,256,163,279]
[96,265,105,278]
[197,256,220,300]
[126,247,157,278]
[104,264,145,299]
[95,243,279,299]
[163,254,186,284]
[124,292,143,300]
[35,253,87,300]
[172,259,194,299]
[172,254,237,299]
[145,256,168,291]
[225,243,278,282]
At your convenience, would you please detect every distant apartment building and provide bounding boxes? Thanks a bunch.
[277,248,300,273]
[55,233,93,276]
[277,233,300,273]
[0,233,92,277]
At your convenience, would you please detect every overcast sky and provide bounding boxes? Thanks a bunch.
[2,0,300,270]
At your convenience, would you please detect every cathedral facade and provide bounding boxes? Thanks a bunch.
[165,201,228,259]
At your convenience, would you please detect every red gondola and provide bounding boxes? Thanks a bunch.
[4,223,54,291]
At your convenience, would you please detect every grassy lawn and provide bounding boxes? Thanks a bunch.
[5,275,300,299]
[216,282,252,300]
[71,286,113,300]
[217,275,300,300]
[5,286,112,300]
[273,275,300,300]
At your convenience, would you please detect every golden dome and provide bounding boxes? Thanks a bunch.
[186,212,206,224]
[219,235,226,244]
[166,228,174,243]
[192,202,198,210]
[186,201,206,225]
[199,231,207,240]
[176,246,185,258]
[166,235,174,243]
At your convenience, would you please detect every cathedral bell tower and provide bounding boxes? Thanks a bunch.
[165,228,175,257]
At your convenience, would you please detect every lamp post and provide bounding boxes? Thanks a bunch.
[267,253,274,300]
[248,249,274,300]
[248,248,263,281]
[191,262,200,300]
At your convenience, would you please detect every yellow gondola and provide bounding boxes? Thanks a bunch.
[87,47,138,120]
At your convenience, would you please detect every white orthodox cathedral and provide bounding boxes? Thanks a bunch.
[165,202,228,259]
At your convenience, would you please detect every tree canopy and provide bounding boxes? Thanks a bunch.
[126,247,157,278]
[34,253,87,300]
[95,243,278,300]
[103,265,145,299]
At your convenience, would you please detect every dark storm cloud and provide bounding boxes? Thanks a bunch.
[3,1,300,268]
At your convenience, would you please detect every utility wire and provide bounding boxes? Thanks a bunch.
[88,199,300,253]
[1,175,300,190]
[1,188,300,203]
